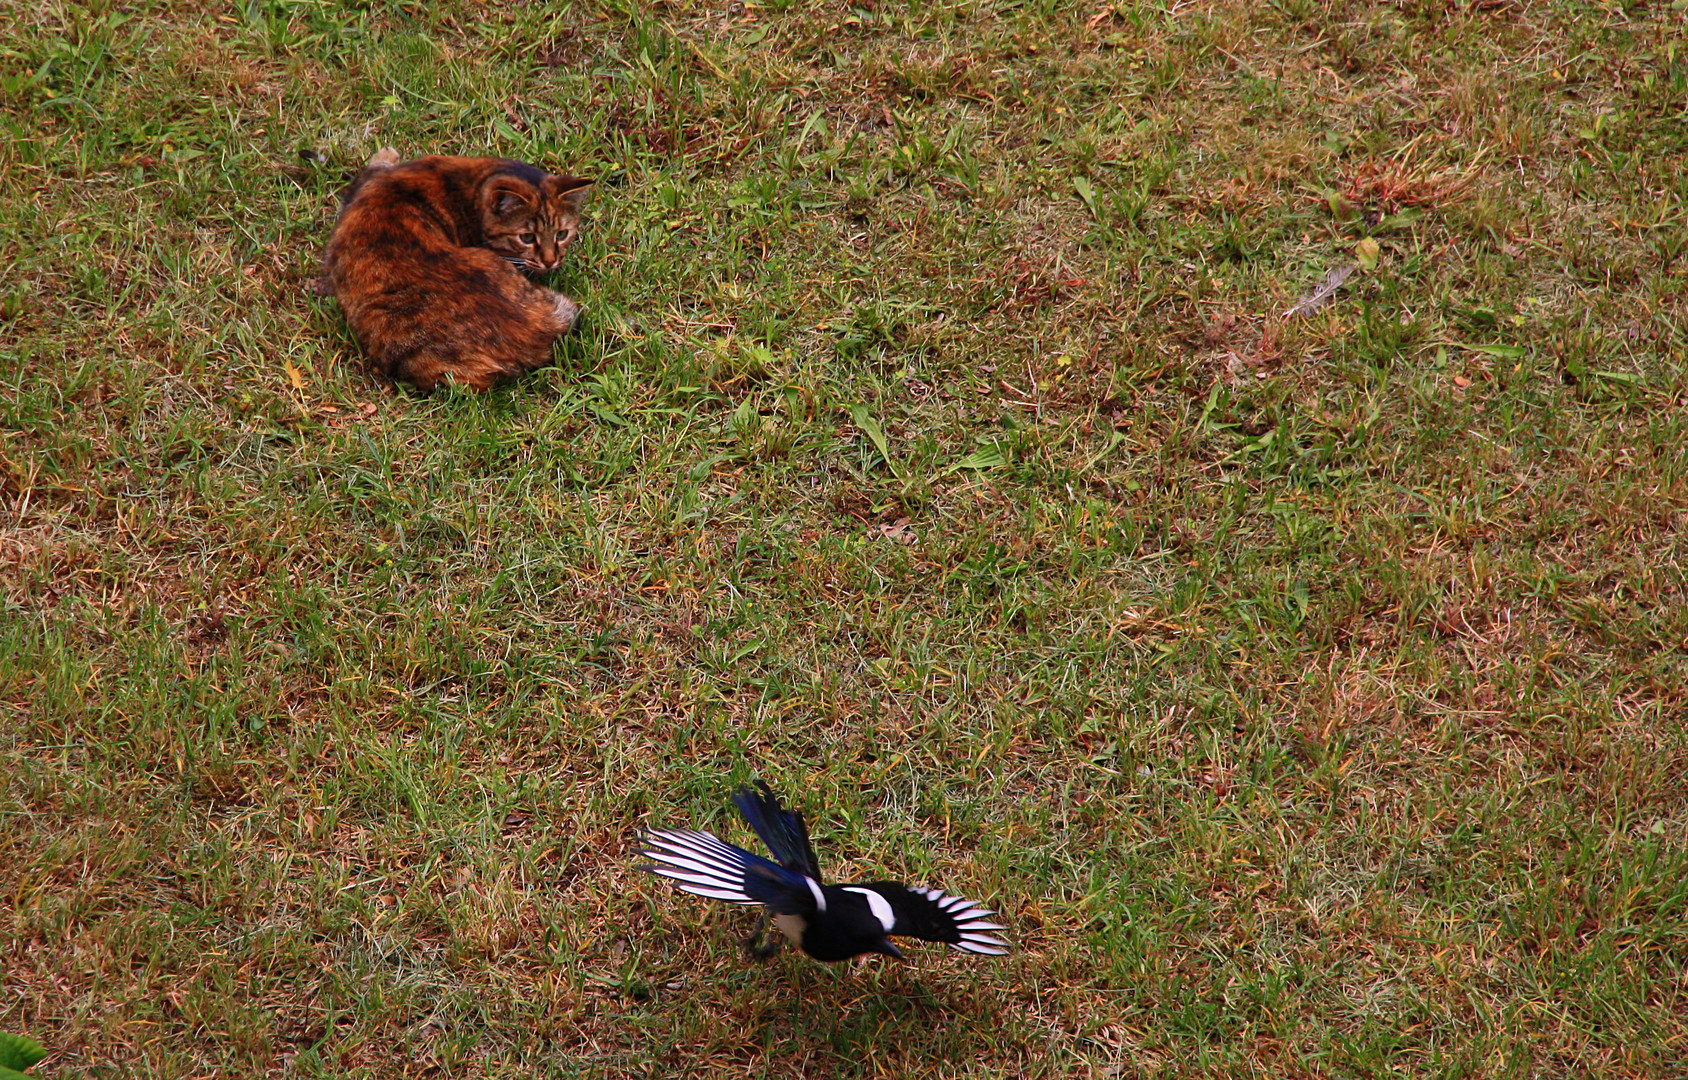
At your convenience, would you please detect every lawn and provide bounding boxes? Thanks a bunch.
[3,0,1687,1076]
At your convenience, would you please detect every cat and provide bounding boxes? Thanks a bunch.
[316,148,593,392]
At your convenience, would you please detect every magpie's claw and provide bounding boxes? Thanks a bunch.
[742,912,780,959]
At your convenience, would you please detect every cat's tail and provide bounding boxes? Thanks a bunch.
[332,148,403,212]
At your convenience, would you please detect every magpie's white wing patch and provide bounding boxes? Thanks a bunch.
[640,828,761,904]
[912,887,1009,955]
[843,886,897,932]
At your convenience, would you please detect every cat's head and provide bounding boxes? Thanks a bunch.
[478,168,594,273]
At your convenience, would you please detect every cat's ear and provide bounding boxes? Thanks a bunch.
[548,176,594,209]
[482,177,534,220]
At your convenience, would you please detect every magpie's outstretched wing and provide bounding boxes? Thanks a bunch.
[640,828,820,915]
[865,882,1010,955]
[733,782,824,881]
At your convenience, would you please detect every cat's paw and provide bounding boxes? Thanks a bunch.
[367,147,400,169]
[551,293,581,333]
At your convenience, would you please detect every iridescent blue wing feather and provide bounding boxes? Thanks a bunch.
[733,781,824,881]
[640,828,818,915]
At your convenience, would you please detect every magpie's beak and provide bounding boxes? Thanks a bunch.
[873,939,906,960]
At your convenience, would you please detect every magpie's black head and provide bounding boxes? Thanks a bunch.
[870,938,905,961]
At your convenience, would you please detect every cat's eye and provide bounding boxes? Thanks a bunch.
[519,233,536,245]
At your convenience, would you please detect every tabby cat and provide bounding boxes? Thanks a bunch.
[317,148,593,392]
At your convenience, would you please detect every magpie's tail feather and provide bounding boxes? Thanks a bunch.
[640,827,816,913]
[732,781,824,880]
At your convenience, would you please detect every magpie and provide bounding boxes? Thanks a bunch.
[639,782,1008,962]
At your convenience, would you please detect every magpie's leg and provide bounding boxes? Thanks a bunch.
[741,911,765,953]
[742,912,780,959]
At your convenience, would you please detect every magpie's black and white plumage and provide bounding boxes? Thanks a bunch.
[639,782,1008,963]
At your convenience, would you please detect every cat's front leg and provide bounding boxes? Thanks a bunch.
[548,291,581,335]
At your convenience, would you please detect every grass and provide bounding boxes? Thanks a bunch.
[3,0,1687,1075]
